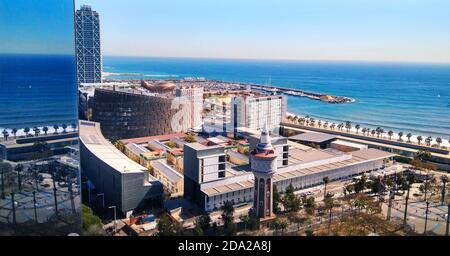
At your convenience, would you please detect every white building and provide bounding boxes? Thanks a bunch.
[230,94,287,135]
[176,85,204,130]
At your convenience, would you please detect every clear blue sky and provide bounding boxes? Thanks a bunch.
[0,0,75,55]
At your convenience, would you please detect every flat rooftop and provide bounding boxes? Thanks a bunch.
[151,160,183,183]
[79,121,150,174]
[289,132,337,143]
[120,133,186,145]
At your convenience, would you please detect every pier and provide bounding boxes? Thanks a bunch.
[250,84,355,104]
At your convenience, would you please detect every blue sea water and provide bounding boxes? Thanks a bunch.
[103,56,450,139]
[0,54,78,130]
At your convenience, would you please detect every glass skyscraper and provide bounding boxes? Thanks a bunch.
[75,5,102,84]
[0,0,81,236]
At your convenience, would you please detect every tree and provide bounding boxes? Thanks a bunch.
[61,124,67,133]
[197,214,212,233]
[164,141,178,148]
[362,128,367,136]
[440,175,449,205]
[436,137,442,148]
[388,130,394,140]
[323,176,330,200]
[355,124,361,134]
[324,192,335,233]
[81,204,104,236]
[15,164,24,192]
[42,126,49,136]
[11,128,18,139]
[23,127,30,136]
[184,134,197,143]
[415,150,432,163]
[406,133,412,143]
[345,121,352,132]
[425,136,432,147]
[398,132,404,141]
[270,218,287,235]
[33,127,40,137]
[371,129,376,137]
[273,185,281,214]
[157,214,177,236]
[282,184,301,212]
[330,123,336,131]
[53,125,59,134]
[302,196,316,216]
[2,129,9,141]
[221,201,237,235]
[417,136,423,145]
[71,123,77,132]
[114,141,125,152]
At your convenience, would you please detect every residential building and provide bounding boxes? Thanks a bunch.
[230,94,287,135]
[176,85,204,130]
[150,160,184,198]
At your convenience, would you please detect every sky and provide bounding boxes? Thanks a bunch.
[0,0,75,55]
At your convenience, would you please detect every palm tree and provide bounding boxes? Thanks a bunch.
[362,128,367,136]
[436,137,442,148]
[2,129,9,141]
[388,130,394,140]
[441,175,449,206]
[376,127,383,138]
[398,132,404,142]
[330,123,336,131]
[338,123,344,131]
[61,124,67,133]
[53,125,59,134]
[371,129,376,137]
[355,124,361,134]
[23,127,30,137]
[71,123,77,132]
[324,121,329,129]
[425,136,432,146]
[345,121,352,132]
[318,120,322,128]
[11,128,18,139]
[403,174,416,228]
[406,133,412,143]
[324,192,335,233]
[323,176,330,200]
[42,126,49,136]
[33,127,40,137]
[417,136,423,145]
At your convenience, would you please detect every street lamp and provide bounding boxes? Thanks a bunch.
[109,206,117,234]
[97,193,105,208]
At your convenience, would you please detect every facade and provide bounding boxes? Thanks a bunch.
[75,5,102,84]
[0,133,79,161]
[92,88,189,140]
[183,142,227,210]
[230,94,287,135]
[176,85,204,130]
[79,121,162,216]
[183,134,394,213]
[150,160,184,198]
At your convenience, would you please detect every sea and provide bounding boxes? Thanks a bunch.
[103,56,450,139]
[0,54,78,130]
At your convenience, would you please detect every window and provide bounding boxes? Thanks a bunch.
[218,171,225,178]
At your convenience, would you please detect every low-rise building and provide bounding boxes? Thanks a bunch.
[79,121,163,216]
[150,160,184,198]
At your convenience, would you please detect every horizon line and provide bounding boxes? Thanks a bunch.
[102,54,450,65]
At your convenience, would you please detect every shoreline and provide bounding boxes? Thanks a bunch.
[286,112,450,148]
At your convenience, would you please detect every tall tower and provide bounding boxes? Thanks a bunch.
[75,5,102,84]
[250,125,277,218]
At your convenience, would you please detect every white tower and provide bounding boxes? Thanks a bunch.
[250,124,277,218]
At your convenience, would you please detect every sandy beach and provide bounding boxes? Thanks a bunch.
[286,112,450,148]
